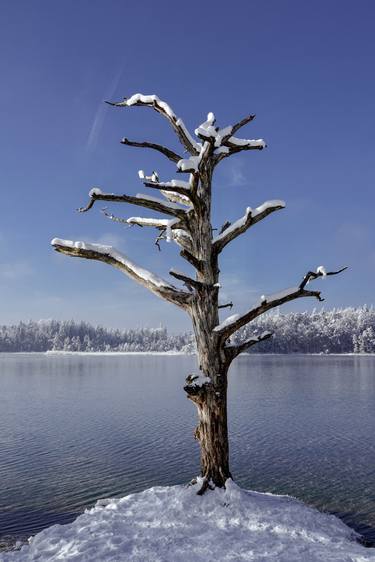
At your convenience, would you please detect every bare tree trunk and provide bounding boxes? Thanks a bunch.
[185,236,232,489]
[185,321,231,489]
[194,376,231,488]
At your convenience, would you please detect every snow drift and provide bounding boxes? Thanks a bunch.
[3,479,374,562]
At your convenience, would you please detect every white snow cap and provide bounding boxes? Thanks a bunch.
[89,187,103,197]
[50,239,179,291]
[317,266,327,276]
[124,94,175,119]
[161,190,192,207]
[177,156,200,172]
[213,314,240,332]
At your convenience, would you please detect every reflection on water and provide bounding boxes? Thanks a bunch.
[0,353,375,546]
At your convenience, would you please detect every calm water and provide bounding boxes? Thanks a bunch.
[1,353,375,548]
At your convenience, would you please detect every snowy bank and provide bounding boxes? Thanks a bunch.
[3,480,374,562]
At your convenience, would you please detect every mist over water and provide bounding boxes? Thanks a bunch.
[1,353,374,546]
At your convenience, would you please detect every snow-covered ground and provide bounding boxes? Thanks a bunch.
[3,479,374,562]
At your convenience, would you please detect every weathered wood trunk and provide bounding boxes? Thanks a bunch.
[194,377,231,487]
[184,164,232,489]
[185,305,231,488]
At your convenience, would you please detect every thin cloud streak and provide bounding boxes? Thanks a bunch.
[86,67,124,152]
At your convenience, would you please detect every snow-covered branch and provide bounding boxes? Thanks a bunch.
[78,189,188,219]
[299,266,348,289]
[125,216,177,229]
[193,113,256,149]
[225,331,273,361]
[215,136,266,163]
[107,94,201,155]
[214,267,347,339]
[121,138,182,164]
[51,239,191,308]
[143,179,195,207]
[212,201,285,254]
[101,211,186,246]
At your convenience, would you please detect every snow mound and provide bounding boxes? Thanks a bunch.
[3,480,374,562]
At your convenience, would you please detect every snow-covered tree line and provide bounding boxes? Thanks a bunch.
[0,306,374,353]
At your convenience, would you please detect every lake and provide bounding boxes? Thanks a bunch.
[1,353,375,549]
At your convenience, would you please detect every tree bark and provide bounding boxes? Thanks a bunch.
[184,165,232,488]
[185,310,231,489]
[194,378,231,489]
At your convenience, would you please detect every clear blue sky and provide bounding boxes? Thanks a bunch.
[0,0,374,331]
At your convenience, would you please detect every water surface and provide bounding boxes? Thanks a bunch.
[0,353,374,546]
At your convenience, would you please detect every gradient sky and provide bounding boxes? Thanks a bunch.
[0,0,374,331]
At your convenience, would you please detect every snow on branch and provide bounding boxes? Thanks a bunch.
[225,331,273,360]
[107,94,201,155]
[212,201,286,254]
[226,137,266,150]
[142,179,195,207]
[176,141,212,175]
[299,266,348,289]
[215,136,266,163]
[214,267,347,339]
[126,216,177,229]
[177,155,201,173]
[51,239,191,308]
[194,113,256,149]
[78,189,187,219]
[101,210,183,241]
[171,229,193,252]
[161,191,193,207]
[121,138,182,164]
[144,179,191,193]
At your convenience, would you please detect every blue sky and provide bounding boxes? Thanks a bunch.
[0,0,374,331]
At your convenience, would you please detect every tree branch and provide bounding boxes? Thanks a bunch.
[121,138,182,164]
[78,190,187,219]
[299,267,348,289]
[231,114,256,136]
[214,115,256,148]
[215,136,266,163]
[212,201,285,254]
[214,267,347,339]
[180,249,205,274]
[106,94,200,155]
[218,302,233,310]
[101,211,187,246]
[169,269,205,291]
[225,331,273,361]
[51,239,191,308]
[143,180,195,206]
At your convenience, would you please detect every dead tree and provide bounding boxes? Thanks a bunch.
[51,94,346,493]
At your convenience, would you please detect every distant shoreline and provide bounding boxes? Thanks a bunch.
[0,351,374,357]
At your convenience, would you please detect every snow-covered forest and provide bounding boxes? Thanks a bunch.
[0,306,374,353]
